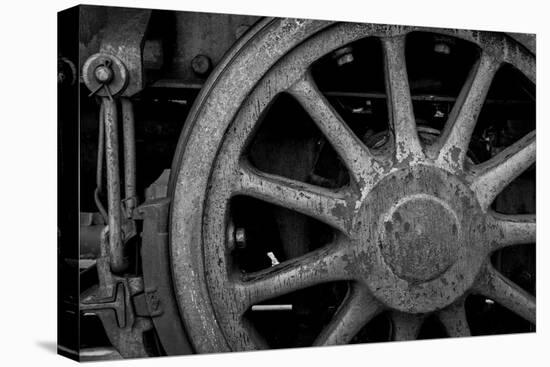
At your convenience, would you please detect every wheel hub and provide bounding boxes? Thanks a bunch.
[356,165,487,313]
[381,194,459,282]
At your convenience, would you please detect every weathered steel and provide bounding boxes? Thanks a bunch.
[433,52,500,170]
[237,238,355,313]
[102,99,127,273]
[167,18,536,352]
[80,227,153,358]
[382,35,424,165]
[313,284,381,346]
[139,191,193,355]
[121,98,137,217]
[353,166,487,314]
[391,312,425,341]
[82,53,129,98]
[289,72,386,191]
[471,130,536,209]
[94,102,108,221]
[438,299,471,337]
[99,8,152,97]
[473,263,535,323]
[169,12,259,84]
[237,161,353,235]
[489,213,536,250]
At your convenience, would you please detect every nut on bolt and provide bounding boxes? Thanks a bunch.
[94,64,114,84]
[82,53,128,98]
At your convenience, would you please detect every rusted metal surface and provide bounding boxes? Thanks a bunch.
[391,312,425,340]
[71,7,536,356]
[382,35,424,165]
[121,99,137,217]
[102,99,127,273]
[431,51,500,170]
[79,97,141,357]
[313,283,381,345]
[80,228,153,358]
[94,102,108,221]
[472,263,535,323]
[138,175,193,355]
[82,53,129,98]
[169,12,259,83]
[78,6,257,91]
[83,64,139,272]
[99,8,152,97]
[168,18,535,352]
[438,298,471,337]
[169,18,334,352]
[507,32,536,54]
[471,130,535,209]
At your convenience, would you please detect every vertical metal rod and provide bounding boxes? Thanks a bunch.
[121,98,137,216]
[96,102,105,190]
[102,98,127,273]
[94,102,108,222]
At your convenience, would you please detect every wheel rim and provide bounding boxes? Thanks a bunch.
[170,18,535,352]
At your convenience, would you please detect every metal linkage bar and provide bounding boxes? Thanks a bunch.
[84,53,140,273]
[121,98,137,217]
[102,98,127,273]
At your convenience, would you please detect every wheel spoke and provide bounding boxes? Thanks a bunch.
[438,300,471,337]
[391,312,424,341]
[473,264,535,324]
[237,238,356,311]
[237,161,354,234]
[471,131,535,209]
[289,72,386,190]
[489,213,536,251]
[382,35,423,163]
[435,52,500,170]
[220,313,270,351]
[314,284,382,346]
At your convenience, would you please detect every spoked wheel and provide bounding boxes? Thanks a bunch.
[169,18,535,352]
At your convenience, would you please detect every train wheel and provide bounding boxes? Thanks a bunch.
[167,18,535,352]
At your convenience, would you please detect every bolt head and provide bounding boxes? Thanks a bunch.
[191,54,212,76]
[94,65,114,83]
